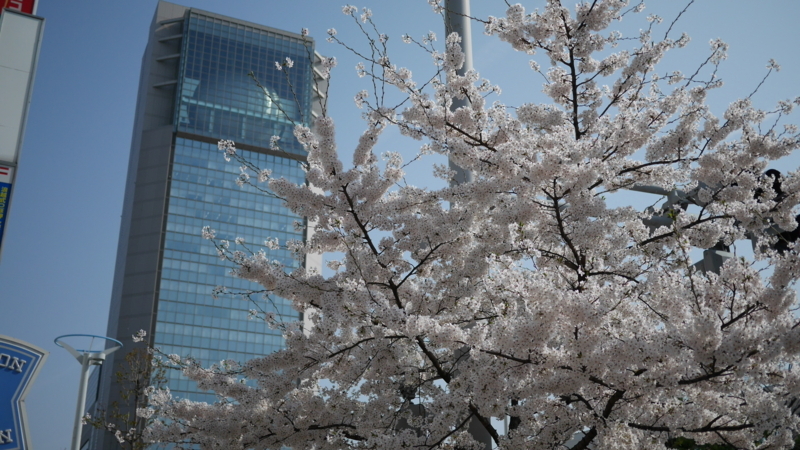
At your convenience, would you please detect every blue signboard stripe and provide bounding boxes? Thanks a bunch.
[0,182,11,252]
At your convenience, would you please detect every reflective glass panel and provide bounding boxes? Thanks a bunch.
[153,137,305,400]
[177,12,313,154]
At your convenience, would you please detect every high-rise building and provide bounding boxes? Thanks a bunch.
[92,2,322,448]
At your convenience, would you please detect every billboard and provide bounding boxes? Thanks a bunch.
[0,335,48,450]
[0,10,43,259]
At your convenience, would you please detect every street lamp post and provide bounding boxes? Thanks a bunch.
[55,334,122,450]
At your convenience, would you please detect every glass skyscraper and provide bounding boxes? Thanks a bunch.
[91,2,322,449]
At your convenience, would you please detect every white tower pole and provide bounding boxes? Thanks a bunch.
[444,5,492,449]
[445,0,474,187]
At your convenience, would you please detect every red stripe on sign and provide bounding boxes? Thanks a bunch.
[0,168,10,175]
[2,0,36,15]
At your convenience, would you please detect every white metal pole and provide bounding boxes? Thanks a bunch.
[445,0,474,187]
[56,335,121,450]
[444,5,492,449]
[445,0,474,80]
[71,354,91,450]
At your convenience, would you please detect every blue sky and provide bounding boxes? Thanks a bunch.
[0,1,798,448]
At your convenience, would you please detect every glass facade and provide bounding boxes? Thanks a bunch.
[177,12,312,154]
[146,11,313,402]
[154,139,305,402]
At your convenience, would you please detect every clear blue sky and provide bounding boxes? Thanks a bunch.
[1,1,797,448]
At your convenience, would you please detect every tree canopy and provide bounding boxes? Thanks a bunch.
[144,1,800,449]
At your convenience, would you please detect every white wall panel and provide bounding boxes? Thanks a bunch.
[0,10,43,164]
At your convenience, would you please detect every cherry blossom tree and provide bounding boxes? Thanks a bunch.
[144,1,800,449]
[84,331,167,450]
